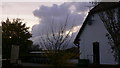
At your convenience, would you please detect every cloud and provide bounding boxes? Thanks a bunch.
[31,2,91,47]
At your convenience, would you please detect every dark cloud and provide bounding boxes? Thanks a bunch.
[31,2,91,46]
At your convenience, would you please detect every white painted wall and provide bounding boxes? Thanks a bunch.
[79,13,116,64]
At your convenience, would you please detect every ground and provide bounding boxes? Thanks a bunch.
[2,62,120,68]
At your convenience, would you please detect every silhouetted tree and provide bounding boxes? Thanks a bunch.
[94,2,120,64]
[99,7,120,64]
[38,16,78,67]
[91,1,120,64]
[30,44,42,51]
[2,18,32,59]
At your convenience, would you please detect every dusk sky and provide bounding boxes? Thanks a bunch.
[1,2,63,30]
[31,2,91,46]
[0,1,93,47]
[0,2,90,30]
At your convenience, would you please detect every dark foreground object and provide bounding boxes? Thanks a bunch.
[3,64,120,68]
[22,64,120,68]
[20,64,120,68]
[2,61,120,68]
[88,64,120,68]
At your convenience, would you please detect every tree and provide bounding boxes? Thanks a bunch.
[38,17,78,67]
[98,3,120,64]
[30,44,42,51]
[2,18,32,59]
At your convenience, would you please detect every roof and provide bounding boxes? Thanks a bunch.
[74,2,120,45]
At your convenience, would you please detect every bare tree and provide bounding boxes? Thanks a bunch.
[38,16,79,67]
[98,3,120,64]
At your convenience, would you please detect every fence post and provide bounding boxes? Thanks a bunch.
[10,45,19,64]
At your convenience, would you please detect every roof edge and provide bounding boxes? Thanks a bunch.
[74,2,120,45]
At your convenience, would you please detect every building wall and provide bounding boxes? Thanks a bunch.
[79,13,116,64]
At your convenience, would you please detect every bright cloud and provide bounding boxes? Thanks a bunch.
[31,2,91,46]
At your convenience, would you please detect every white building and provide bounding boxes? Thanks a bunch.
[74,2,120,64]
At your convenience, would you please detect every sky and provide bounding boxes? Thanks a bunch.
[0,2,93,48]
[0,2,63,30]
[31,2,92,46]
